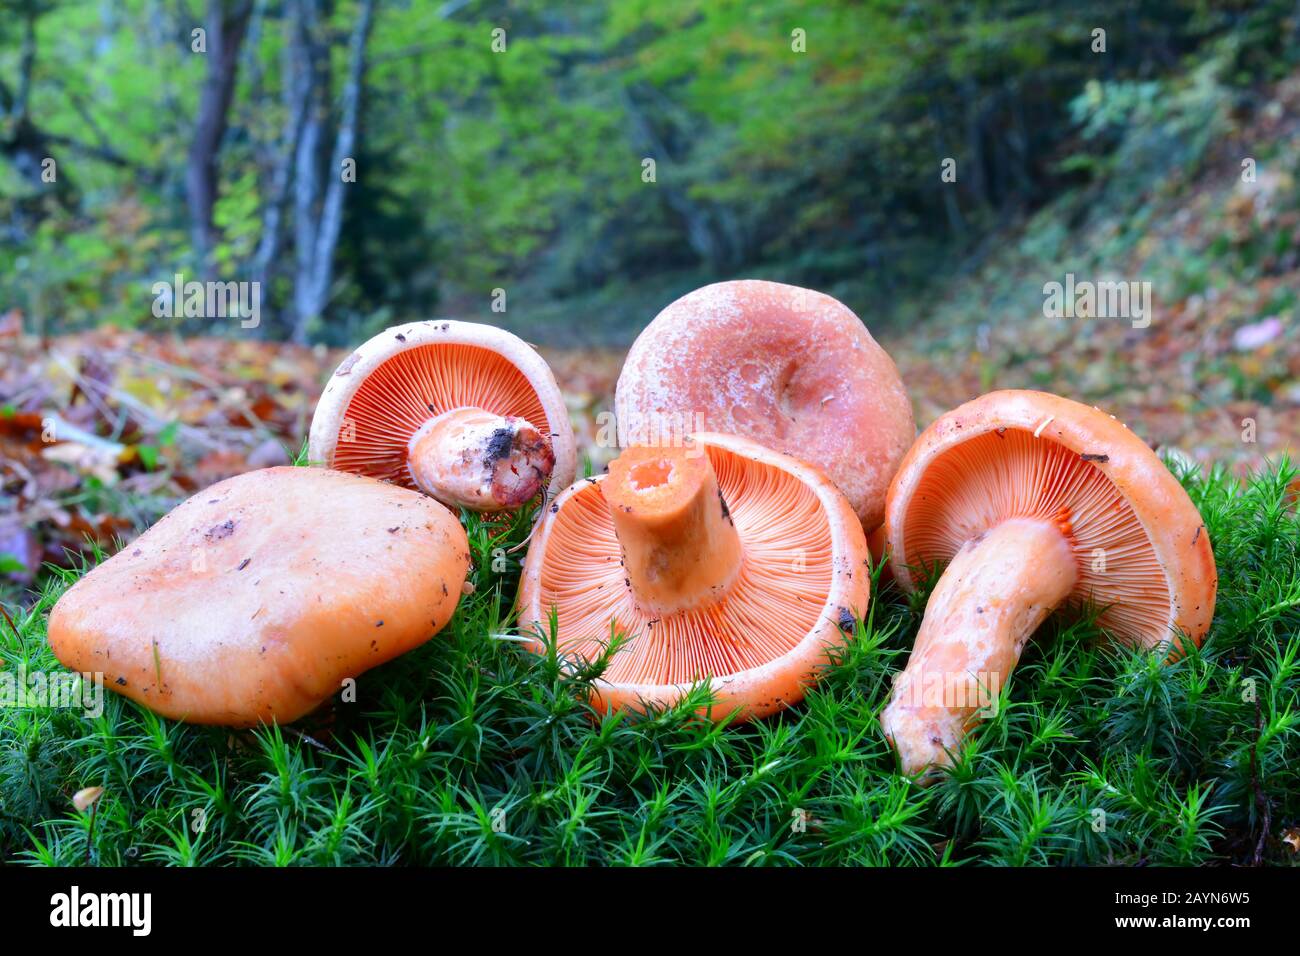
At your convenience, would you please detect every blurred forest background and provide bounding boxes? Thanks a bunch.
[2,0,1297,344]
[3,0,1300,589]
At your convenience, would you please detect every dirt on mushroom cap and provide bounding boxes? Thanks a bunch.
[47,467,470,726]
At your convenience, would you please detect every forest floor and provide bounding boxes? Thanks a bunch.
[14,64,1299,588]
[4,280,1295,592]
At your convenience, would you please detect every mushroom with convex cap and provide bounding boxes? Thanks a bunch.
[880,390,1217,781]
[47,467,470,726]
[517,434,871,721]
[310,320,577,512]
[615,280,915,533]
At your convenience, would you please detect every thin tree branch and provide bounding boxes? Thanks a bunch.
[309,0,375,289]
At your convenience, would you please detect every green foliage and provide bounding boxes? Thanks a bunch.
[2,461,1297,866]
[4,0,1299,342]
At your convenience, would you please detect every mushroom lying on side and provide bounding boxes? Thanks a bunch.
[615,280,915,533]
[880,390,1218,780]
[517,434,870,721]
[48,467,470,726]
[310,321,577,512]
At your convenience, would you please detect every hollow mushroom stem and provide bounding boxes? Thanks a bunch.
[603,445,742,616]
[882,516,1078,780]
[407,407,555,512]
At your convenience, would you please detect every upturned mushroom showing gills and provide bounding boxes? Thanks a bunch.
[310,320,577,512]
[48,467,470,726]
[880,390,1217,780]
[615,280,914,533]
[517,434,870,721]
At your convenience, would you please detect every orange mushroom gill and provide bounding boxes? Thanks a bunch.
[310,322,577,514]
[898,428,1173,639]
[881,391,1216,781]
[518,434,870,720]
[333,344,552,510]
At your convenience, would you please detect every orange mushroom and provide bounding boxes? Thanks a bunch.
[310,321,576,512]
[615,280,915,533]
[880,390,1218,780]
[48,467,470,726]
[517,434,870,721]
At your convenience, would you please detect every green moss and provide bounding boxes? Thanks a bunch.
[2,460,1297,866]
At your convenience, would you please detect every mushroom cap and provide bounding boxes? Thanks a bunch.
[886,390,1217,654]
[615,280,914,530]
[517,432,871,720]
[309,320,577,503]
[48,467,470,726]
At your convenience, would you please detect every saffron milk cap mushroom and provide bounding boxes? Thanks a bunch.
[880,390,1217,779]
[517,434,870,721]
[310,321,576,512]
[48,467,470,726]
[615,280,914,532]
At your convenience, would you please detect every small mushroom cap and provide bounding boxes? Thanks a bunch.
[517,433,870,720]
[72,786,104,812]
[615,280,915,530]
[309,320,577,504]
[886,390,1217,654]
[48,467,470,726]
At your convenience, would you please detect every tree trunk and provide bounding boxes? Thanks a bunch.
[0,6,81,228]
[249,2,311,313]
[622,84,737,271]
[288,0,376,343]
[186,0,254,273]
